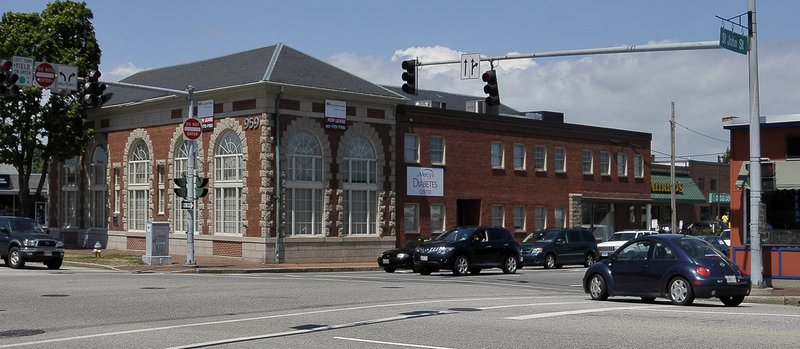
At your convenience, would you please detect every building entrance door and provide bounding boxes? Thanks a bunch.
[457,199,481,226]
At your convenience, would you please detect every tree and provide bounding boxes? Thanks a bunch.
[0,1,100,219]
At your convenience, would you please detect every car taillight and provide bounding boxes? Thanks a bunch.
[696,267,710,277]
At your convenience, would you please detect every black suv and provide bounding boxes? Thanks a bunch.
[413,226,521,276]
[0,216,64,269]
[520,228,597,269]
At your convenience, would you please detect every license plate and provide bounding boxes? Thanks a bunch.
[382,259,389,264]
[601,252,609,257]
[725,275,737,283]
[420,255,428,261]
[44,250,52,256]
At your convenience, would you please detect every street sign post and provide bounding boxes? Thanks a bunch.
[460,53,481,80]
[183,117,202,141]
[12,56,33,87]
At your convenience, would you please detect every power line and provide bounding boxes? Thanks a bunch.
[672,120,729,143]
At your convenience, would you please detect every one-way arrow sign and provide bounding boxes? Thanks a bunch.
[460,53,480,80]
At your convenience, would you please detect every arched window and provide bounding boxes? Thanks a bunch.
[341,136,378,235]
[286,131,323,235]
[60,156,80,228]
[214,131,243,235]
[127,140,150,231]
[173,140,198,233]
[89,146,108,228]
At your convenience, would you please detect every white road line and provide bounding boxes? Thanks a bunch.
[0,296,537,348]
[334,336,454,349]
[632,307,800,318]
[506,305,658,320]
[479,301,591,310]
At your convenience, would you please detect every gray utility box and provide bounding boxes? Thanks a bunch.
[142,221,172,266]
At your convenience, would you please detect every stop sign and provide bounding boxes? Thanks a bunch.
[183,118,202,140]
[34,62,56,88]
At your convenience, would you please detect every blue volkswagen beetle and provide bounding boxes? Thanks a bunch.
[583,234,751,306]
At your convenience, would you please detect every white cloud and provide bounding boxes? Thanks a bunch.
[101,62,147,81]
[333,43,800,161]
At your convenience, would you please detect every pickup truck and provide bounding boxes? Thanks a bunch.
[0,216,64,269]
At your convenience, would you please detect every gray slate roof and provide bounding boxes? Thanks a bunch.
[381,85,519,114]
[104,44,403,106]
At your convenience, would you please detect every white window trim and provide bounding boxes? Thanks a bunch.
[600,151,611,176]
[513,143,526,171]
[554,147,566,173]
[431,136,445,165]
[534,145,547,172]
[582,149,593,175]
[491,141,504,169]
[634,154,644,178]
[404,134,420,164]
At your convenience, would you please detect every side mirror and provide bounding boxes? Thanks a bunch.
[0,227,9,234]
[609,254,617,261]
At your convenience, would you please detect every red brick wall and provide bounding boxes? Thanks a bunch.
[396,110,651,243]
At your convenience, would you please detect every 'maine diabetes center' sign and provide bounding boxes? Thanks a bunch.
[407,167,444,197]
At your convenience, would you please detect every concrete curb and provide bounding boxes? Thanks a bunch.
[171,266,384,274]
[745,296,800,306]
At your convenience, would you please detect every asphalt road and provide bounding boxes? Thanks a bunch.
[2,265,799,348]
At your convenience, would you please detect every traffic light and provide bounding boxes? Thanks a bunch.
[0,60,20,97]
[401,59,417,95]
[196,177,209,198]
[82,70,106,107]
[482,70,500,106]
[174,176,188,198]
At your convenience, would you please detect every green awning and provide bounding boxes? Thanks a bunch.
[651,174,707,203]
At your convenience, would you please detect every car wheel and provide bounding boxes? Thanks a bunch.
[668,277,695,306]
[383,267,396,273]
[588,274,609,301]
[502,254,518,274]
[419,267,432,275]
[8,247,25,269]
[452,255,469,276]
[719,295,745,307]
[640,297,656,303]
[544,254,556,269]
[45,259,63,270]
[584,253,595,267]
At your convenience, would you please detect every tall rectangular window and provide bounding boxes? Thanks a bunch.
[582,150,593,174]
[554,207,566,229]
[600,151,611,175]
[491,205,504,226]
[114,167,121,213]
[430,204,444,233]
[430,136,445,165]
[491,141,504,168]
[554,147,566,172]
[404,204,419,232]
[634,154,644,178]
[513,143,526,170]
[513,205,526,231]
[157,164,165,215]
[534,145,546,171]
[617,153,627,177]
[404,134,419,163]
[535,206,546,231]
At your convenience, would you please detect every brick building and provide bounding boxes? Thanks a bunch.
[724,113,800,282]
[393,99,653,244]
[50,44,405,263]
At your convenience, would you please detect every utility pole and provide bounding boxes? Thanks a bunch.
[670,102,677,234]
[747,0,764,287]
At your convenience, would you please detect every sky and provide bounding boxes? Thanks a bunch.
[7,0,800,162]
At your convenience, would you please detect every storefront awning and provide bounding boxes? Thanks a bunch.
[775,161,800,190]
[650,174,706,203]
[735,161,800,190]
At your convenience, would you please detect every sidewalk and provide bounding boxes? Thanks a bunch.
[64,249,799,306]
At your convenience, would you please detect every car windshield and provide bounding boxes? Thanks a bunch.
[402,238,428,249]
[608,232,637,242]
[7,218,45,234]
[436,228,476,242]
[678,237,726,259]
[522,230,559,243]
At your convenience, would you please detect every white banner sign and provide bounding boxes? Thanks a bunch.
[407,167,444,197]
[324,99,346,130]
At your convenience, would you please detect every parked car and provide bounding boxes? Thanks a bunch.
[0,216,64,269]
[519,228,597,269]
[695,235,730,256]
[720,229,731,246]
[597,230,658,259]
[378,237,432,273]
[583,234,751,306]
[413,226,520,276]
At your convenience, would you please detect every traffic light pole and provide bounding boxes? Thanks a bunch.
[102,80,198,265]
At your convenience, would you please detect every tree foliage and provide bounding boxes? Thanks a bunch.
[0,0,100,218]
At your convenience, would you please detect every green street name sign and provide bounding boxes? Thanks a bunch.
[719,27,748,55]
